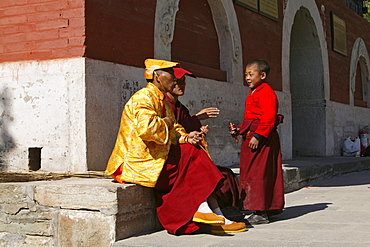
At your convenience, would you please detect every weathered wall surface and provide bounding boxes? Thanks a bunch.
[331,102,370,155]
[180,84,292,164]
[85,59,147,171]
[0,58,87,172]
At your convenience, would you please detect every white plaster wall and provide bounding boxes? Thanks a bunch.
[180,78,245,167]
[332,101,370,156]
[0,58,86,172]
[276,91,293,160]
[85,59,147,171]
[178,80,293,165]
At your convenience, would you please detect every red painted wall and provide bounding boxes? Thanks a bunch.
[0,0,85,63]
[316,0,370,104]
[234,1,283,91]
[84,0,155,68]
[171,0,225,81]
[355,63,366,107]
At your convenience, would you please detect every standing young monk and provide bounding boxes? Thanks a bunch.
[106,58,246,235]
[230,59,284,224]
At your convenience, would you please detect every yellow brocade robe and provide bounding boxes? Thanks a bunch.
[105,83,188,187]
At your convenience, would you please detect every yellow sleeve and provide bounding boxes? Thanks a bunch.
[130,91,169,145]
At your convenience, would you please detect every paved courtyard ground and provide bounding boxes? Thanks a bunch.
[115,170,370,247]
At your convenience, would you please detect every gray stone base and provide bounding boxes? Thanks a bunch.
[0,178,161,247]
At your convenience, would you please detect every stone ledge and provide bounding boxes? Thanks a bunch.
[0,178,161,247]
[283,157,370,192]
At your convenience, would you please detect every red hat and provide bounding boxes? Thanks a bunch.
[144,59,195,79]
[172,64,195,79]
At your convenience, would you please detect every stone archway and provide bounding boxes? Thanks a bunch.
[153,0,243,83]
[290,7,325,157]
[282,0,330,157]
[349,38,370,107]
[206,0,243,83]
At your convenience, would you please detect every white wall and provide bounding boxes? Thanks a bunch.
[85,59,147,171]
[332,101,370,156]
[0,58,86,172]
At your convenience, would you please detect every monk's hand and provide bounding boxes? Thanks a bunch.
[200,125,209,134]
[248,136,259,149]
[195,107,220,120]
[163,117,174,130]
[187,131,203,146]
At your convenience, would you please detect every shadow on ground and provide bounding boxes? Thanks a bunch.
[269,202,332,222]
[311,170,370,187]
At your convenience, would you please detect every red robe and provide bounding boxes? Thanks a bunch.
[112,143,223,235]
[154,143,223,234]
[150,95,226,235]
[239,82,284,212]
[164,95,242,210]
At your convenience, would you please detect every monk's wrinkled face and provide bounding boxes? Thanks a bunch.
[155,69,177,93]
[245,64,266,89]
[171,77,186,97]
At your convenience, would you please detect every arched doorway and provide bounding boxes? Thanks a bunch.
[290,7,326,157]
[153,0,243,83]
[350,38,370,108]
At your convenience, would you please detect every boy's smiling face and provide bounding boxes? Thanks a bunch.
[244,64,266,89]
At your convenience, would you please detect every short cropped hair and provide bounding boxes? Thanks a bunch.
[247,59,270,77]
[146,68,174,82]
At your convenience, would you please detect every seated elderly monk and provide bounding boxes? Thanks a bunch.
[105,58,246,235]
[164,77,243,214]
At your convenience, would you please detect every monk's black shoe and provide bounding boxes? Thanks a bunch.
[246,212,269,224]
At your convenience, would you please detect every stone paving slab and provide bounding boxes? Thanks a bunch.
[114,170,370,247]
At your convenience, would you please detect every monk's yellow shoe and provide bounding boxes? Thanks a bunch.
[210,221,247,234]
[192,212,225,226]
